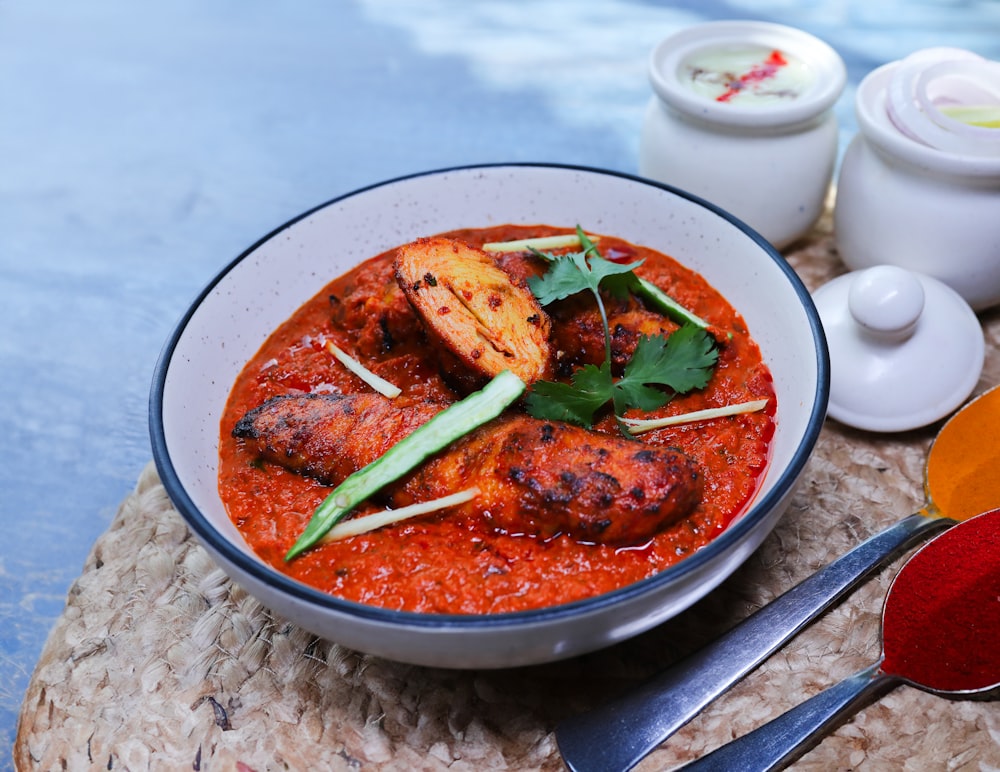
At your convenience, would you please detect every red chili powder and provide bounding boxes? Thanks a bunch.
[881,508,1000,692]
[717,49,789,103]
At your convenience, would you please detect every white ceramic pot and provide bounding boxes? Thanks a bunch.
[835,61,1000,311]
[640,21,846,249]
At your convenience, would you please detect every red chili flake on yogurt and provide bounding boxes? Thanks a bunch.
[684,45,810,105]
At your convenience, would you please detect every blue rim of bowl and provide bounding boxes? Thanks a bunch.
[149,161,830,631]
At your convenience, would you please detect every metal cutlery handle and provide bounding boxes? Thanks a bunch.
[555,513,947,772]
[677,663,894,771]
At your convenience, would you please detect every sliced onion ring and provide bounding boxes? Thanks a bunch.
[886,47,1000,157]
[917,59,1000,145]
[886,47,981,142]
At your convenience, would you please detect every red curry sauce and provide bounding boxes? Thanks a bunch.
[218,225,775,613]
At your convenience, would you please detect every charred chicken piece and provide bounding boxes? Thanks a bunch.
[492,250,716,374]
[394,238,552,386]
[550,299,681,375]
[233,393,702,546]
[331,256,426,357]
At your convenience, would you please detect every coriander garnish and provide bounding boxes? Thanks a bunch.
[524,226,718,432]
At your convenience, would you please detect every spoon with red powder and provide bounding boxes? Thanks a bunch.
[679,507,1000,771]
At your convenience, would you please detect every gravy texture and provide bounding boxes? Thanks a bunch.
[219,225,775,613]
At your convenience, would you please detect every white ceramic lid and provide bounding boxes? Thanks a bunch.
[812,265,984,432]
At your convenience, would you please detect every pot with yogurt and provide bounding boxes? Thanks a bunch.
[640,21,846,248]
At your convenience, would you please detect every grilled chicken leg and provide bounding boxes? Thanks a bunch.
[233,393,702,546]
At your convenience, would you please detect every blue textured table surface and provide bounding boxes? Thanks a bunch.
[3,0,999,763]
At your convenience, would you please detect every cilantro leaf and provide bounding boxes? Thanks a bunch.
[527,253,591,305]
[653,323,720,392]
[528,250,643,307]
[613,327,718,414]
[612,372,671,417]
[527,326,718,428]
[525,362,614,427]
[523,224,720,434]
[600,268,642,302]
[589,255,645,298]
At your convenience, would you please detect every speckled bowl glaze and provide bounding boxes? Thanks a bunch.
[150,164,829,669]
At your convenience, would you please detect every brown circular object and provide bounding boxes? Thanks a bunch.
[394,237,552,386]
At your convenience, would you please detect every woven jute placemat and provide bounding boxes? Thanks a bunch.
[15,215,1000,770]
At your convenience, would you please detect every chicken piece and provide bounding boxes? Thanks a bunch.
[493,250,694,374]
[551,301,681,375]
[233,393,702,546]
[234,393,442,481]
[394,237,552,386]
[331,257,427,358]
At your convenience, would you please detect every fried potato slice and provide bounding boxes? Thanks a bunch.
[394,237,552,384]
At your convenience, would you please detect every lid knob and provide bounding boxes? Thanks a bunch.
[847,264,925,341]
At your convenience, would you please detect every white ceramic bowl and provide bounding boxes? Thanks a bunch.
[150,164,828,669]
